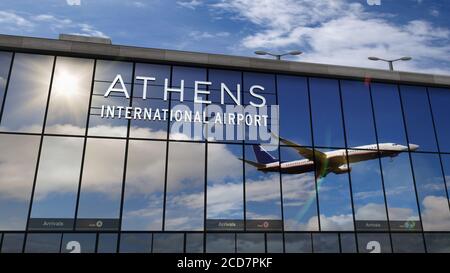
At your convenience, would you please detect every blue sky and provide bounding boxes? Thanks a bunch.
[0,0,449,74]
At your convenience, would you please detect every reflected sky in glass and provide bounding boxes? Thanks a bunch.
[77,138,125,219]
[122,140,166,231]
[1,53,53,133]
[278,75,311,147]
[341,80,377,147]
[429,88,450,153]
[281,146,318,231]
[371,83,407,146]
[207,143,244,220]
[381,153,420,221]
[309,78,345,148]
[411,153,450,231]
[0,134,40,230]
[316,148,354,231]
[45,57,94,135]
[31,136,83,219]
[349,154,387,222]
[0,51,12,115]
[165,141,205,230]
[245,145,282,220]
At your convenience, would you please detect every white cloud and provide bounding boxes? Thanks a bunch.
[212,0,450,75]
[189,31,230,40]
[177,0,203,10]
[0,10,108,38]
[66,0,81,6]
[421,195,450,231]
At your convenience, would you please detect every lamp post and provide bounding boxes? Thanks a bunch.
[368,56,412,71]
[254,50,303,60]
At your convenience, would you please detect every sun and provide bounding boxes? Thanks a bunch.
[52,70,81,98]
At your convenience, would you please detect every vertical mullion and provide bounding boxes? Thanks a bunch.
[118,61,135,238]
[306,78,321,232]
[0,52,15,124]
[337,80,357,235]
[397,85,427,252]
[74,59,97,233]
[23,55,57,253]
[368,82,392,253]
[162,66,173,231]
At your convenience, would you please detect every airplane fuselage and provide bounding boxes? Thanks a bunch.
[258,143,418,176]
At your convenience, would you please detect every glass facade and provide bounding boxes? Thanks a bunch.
[0,50,450,253]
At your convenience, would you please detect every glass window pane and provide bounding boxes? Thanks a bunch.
[206,233,235,253]
[309,78,345,148]
[135,63,170,88]
[186,233,203,253]
[129,98,168,139]
[243,72,275,94]
[0,134,40,230]
[371,83,407,145]
[165,142,205,231]
[340,233,357,253]
[61,233,96,253]
[245,144,282,231]
[25,233,61,253]
[153,233,184,253]
[0,52,13,114]
[441,154,450,206]
[236,233,265,253]
[411,153,450,231]
[266,233,283,253]
[119,233,152,253]
[341,80,377,147]
[206,144,244,230]
[209,69,241,91]
[29,137,83,230]
[380,153,421,231]
[76,138,125,231]
[45,57,94,135]
[357,233,391,253]
[350,149,388,231]
[316,148,354,231]
[95,60,133,83]
[88,82,130,137]
[424,233,450,253]
[172,66,206,89]
[284,233,312,253]
[312,233,340,253]
[429,88,450,152]
[281,146,318,231]
[122,140,166,231]
[1,53,53,133]
[400,86,438,152]
[97,233,118,253]
[391,233,424,253]
[1,233,24,253]
[277,75,311,146]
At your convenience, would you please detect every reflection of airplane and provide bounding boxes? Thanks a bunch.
[241,136,419,179]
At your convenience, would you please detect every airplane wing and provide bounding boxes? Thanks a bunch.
[271,132,327,162]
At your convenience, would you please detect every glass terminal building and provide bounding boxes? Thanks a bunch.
[0,34,450,253]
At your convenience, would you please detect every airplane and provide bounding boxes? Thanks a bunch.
[241,135,419,179]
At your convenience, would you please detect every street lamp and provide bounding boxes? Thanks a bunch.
[254,50,303,60]
[368,56,412,71]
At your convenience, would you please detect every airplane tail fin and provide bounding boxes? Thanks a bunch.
[253,145,277,164]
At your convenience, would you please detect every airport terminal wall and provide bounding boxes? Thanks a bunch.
[1,43,450,253]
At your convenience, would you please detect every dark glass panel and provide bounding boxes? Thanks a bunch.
[97,233,118,253]
[119,233,152,253]
[206,233,235,253]
[266,233,283,253]
[186,233,204,253]
[391,233,424,253]
[428,88,450,152]
[152,233,184,253]
[340,233,357,253]
[424,233,450,253]
[312,233,339,253]
[61,233,96,253]
[236,233,265,253]
[284,233,312,253]
[1,233,24,253]
[357,233,391,253]
[25,233,61,253]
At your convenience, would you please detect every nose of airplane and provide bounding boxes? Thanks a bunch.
[409,144,419,151]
